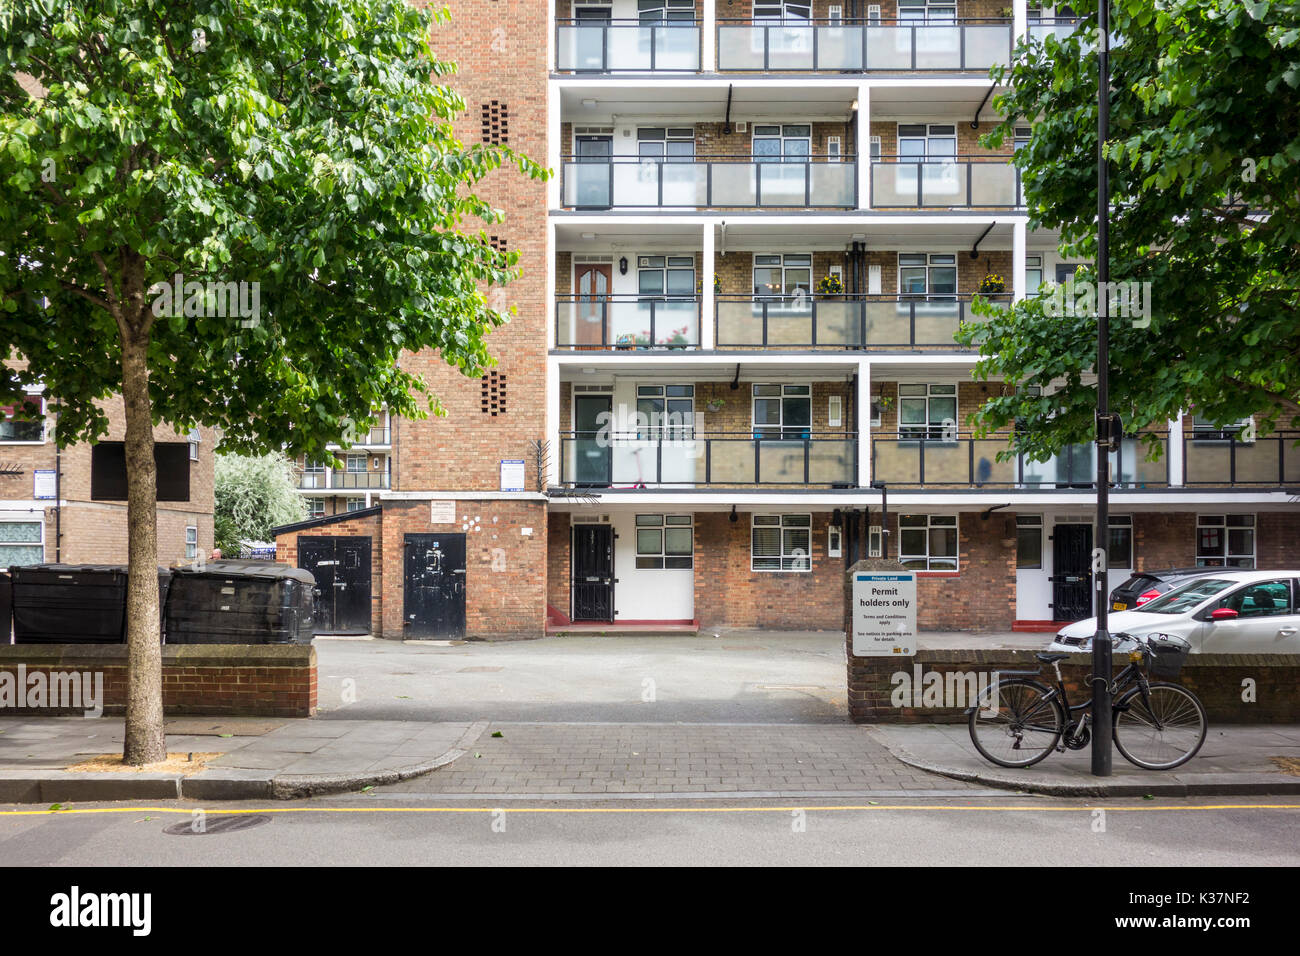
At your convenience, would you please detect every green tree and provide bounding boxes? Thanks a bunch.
[0,0,544,763]
[213,451,306,557]
[958,0,1300,461]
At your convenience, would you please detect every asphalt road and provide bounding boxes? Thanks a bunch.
[2,796,1296,866]
[314,631,850,723]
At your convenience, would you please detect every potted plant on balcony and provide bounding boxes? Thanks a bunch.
[979,273,1006,294]
[817,273,846,298]
[697,275,723,295]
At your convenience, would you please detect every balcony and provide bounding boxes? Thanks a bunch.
[871,156,1022,208]
[556,19,701,72]
[715,294,1008,349]
[560,156,857,210]
[871,434,1172,489]
[1184,433,1300,487]
[297,471,391,491]
[717,18,1012,73]
[559,431,856,487]
[556,295,700,350]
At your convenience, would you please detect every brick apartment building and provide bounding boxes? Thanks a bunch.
[276,0,1299,640]
[2,364,216,569]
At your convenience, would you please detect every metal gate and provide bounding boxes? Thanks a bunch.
[1052,524,1093,621]
[571,524,614,622]
[403,533,467,639]
[298,536,372,634]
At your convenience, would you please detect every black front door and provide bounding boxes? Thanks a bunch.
[404,533,467,639]
[574,394,612,486]
[571,524,614,622]
[299,535,372,634]
[1052,524,1093,621]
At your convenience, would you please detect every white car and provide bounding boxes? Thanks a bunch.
[1049,569,1300,654]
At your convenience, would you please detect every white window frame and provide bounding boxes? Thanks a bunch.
[346,454,367,473]
[635,384,695,439]
[1025,255,1043,295]
[306,497,326,518]
[752,384,812,439]
[897,383,958,441]
[752,514,812,572]
[0,518,45,570]
[1196,514,1256,569]
[1016,514,1043,570]
[898,252,957,298]
[346,498,366,513]
[187,427,201,461]
[827,524,843,558]
[753,253,813,301]
[185,525,198,561]
[0,391,47,445]
[634,514,694,570]
[1107,514,1133,570]
[828,394,843,428]
[898,514,959,571]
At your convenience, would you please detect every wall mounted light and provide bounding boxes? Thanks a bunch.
[729,505,738,523]
[618,256,628,275]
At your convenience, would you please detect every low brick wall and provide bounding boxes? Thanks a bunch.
[848,649,1298,724]
[0,644,316,718]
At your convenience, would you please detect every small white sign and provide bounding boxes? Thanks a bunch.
[33,469,56,499]
[500,459,526,492]
[851,572,917,657]
[430,500,456,524]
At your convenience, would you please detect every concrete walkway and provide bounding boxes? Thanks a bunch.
[0,716,485,803]
[865,722,1300,796]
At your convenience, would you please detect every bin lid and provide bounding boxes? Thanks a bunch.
[13,563,170,576]
[171,561,314,584]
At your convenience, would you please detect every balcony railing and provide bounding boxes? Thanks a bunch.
[715,294,1008,349]
[331,472,390,490]
[871,434,1172,489]
[871,156,1022,208]
[560,156,857,209]
[559,431,856,487]
[717,18,1013,72]
[555,295,700,350]
[1183,433,1300,487]
[556,19,701,72]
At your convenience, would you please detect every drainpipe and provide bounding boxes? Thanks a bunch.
[54,405,61,562]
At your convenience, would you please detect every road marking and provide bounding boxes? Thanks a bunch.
[2,803,1298,818]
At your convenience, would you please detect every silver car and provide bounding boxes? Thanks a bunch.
[1049,570,1300,654]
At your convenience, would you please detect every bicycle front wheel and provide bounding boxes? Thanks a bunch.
[1113,681,1208,770]
[968,678,1064,768]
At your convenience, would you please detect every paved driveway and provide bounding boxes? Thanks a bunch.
[315,629,848,724]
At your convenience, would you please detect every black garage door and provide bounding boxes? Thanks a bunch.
[299,536,372,634]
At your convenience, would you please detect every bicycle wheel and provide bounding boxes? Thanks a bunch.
[1113,681,1208,770]
[968,678,1065,768]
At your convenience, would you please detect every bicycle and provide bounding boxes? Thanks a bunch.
[967,633,1207,770]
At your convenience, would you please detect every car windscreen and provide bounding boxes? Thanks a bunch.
[1140,578,1237,614]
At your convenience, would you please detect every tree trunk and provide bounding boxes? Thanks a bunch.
[120,327,165,766]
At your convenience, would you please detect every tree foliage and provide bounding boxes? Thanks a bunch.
[958,0,1300,460]
[213,451,306,556]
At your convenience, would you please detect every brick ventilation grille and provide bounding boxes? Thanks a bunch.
[481,101,509,144]
[481,371,507,417]
[489,235,507,253]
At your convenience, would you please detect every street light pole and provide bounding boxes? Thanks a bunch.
[1091,0,1113,777]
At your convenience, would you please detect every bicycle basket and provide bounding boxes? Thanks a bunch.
[1145,635,1191,679]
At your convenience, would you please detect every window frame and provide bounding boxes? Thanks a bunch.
[636,384,695,440]
[185,525,198,561]
[1016,514,1043,570]
[897,383,958,441]
[1195,514,1256,568]
[1107,514,1133,570]
[0,518,45,570]
[752,384,812,440]
[898,513,959,571]
[751,513,813,572]
[898,252,957,299]
[0,392,46,444]
[634,514,694,570]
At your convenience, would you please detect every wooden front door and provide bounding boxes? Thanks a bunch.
[575,262,612,348]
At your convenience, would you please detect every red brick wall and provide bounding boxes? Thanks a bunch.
[0,644,316,718]
[547,512,571,617]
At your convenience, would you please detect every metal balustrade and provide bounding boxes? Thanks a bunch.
[560,156,857,209]
[556,19,702,72]
[1183,433,1300,487]
[555,296,701,349]
[871,156,1023,208]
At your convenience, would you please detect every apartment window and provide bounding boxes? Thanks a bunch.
[1108,514,1133,570]
[638,0,694,22]
[638,255,695,298]
[637,127,695,162]
[752,514,812,572]
[754,2,812,20]
[0,521,43,569]
[1016,514,1042,570]
[302,459,325,490]
[1196,514,1256,568]
[1191,415,1254,442]
[306,498,326,518]
[899,253,957,298]
[827,524,843,558]
[899,514,958,571]
[898,384,957,440]
[0,396,44,442]
[1026,255,1043,295]
[753,384,811,439]
[346,455,367,473]
[1014,126,1033,152]
[898,124,957,161]
[753,254,812,299]
[636,385,694,439]
[187,427,200,461]
[753,125,811,162]
[635,514,693,569]
[828,395,843,428]
[827,136,842,161]
[185,526,198,561]
[898,0,957,21]
[346,498,366,513]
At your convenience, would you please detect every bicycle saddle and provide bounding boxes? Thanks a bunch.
[1035,652,1071,663]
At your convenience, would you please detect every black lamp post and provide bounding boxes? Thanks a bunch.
[1091,0,1114,777]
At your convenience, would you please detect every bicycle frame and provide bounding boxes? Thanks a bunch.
[995,654,1155,739]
